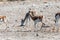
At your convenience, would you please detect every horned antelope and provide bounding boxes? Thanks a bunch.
[0,16,6,22]
[29,10,44,27]
[20,10,45,30]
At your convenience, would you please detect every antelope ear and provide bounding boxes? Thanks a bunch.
[5,16,6,18]
[41,16,43,18]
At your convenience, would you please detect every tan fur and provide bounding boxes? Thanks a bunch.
[29,10,43,21]
[29,10,43,31]
[0,16,6,22]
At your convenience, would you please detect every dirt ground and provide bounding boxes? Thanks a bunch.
[0,31,60,40]
[0,1,60,40]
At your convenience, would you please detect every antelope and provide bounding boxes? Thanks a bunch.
[55,12,60,26]
[29,10,44,27]
[0,16,6,22]
[20,10,45,30]
[20,10,30,26]
[54,12,60,32]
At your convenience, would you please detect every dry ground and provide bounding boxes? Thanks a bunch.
[0,32,60,40]
[0,1,60,40]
